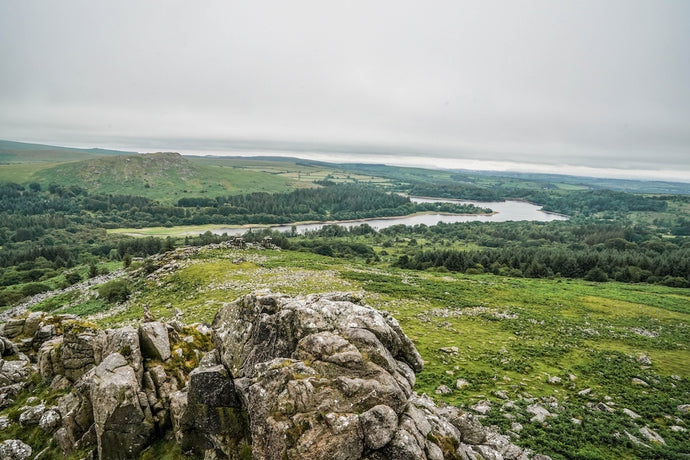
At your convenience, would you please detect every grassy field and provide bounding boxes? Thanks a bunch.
[30,247,682,459]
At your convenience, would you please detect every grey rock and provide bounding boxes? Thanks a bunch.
[452,413,487,444]
[677,404,690,414]
[0,415,10,431]
[139,322,171,361]
[435,384,452,395]
[470,399,492,415]
[622,408,641,419]
[19,403,46,425]
[39,409,61,432]
[526,403,552,423]
[360,405,398,450]
[631,377,649,386]
[0,439,32,460]
[639,426,665,445]
[88,352,154,460]
[456,378,470,389]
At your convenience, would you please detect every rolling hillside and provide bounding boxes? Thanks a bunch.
[31,151,297,202]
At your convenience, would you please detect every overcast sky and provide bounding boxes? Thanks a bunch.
[1,1,688,180]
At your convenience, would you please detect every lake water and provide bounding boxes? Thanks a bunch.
[210,197,567,236]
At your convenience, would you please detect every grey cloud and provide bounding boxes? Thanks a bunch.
[0,0,688,177]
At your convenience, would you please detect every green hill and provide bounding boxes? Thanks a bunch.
[31,151,296,202]
[0,139,132,163]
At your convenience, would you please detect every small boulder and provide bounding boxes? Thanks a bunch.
[455,378,470,389]
[39,409,61,432]
[0,439,32,460]
[526,403,552,423]
[639,426,665,445]
[470,399,492,415]
[631,378,649,387]
[435,385,452,395]
[19,403,46,425]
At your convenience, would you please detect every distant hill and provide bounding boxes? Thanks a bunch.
[31,151,295,203]
[0,139,134,163]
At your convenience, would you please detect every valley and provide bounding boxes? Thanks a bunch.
[0,140,689,459]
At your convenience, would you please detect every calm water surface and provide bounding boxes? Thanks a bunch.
[211,197,567,236]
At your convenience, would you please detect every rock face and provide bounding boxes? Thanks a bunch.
[203,291,533,460]
[0,292,541,460]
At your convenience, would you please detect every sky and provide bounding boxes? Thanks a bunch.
[0,1,688,181]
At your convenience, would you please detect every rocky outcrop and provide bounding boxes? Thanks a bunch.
[0,292,542,459]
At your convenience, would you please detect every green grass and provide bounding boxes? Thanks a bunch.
[90,247,690,460]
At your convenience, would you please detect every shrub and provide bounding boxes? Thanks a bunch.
[20,283,51,297]
[98,279,131,303]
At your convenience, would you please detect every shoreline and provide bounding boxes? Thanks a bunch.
[109,209,498,237]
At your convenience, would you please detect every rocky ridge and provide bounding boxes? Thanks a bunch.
[0,291,547,459]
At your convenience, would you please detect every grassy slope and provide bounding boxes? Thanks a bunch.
[5,248,689,458]
[60,247,686,459]
[30,152,297,202]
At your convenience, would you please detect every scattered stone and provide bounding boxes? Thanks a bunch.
[511,422,523,432]
[527,403,552,423]
[622,408,641,419]
[670,426,687,432]
[595,402,615,413]
[677,404,690,414]
[435,384,452,395]
[470,399,492,415]
[639,426,665,445]
[18,403,46,425]
[632,377,649,387]
[638,354,652,366]
[578,388,592,396]
[630,327,658,338]
[0,439,32,460]
[493,390,509,399]
[455,378,470,389]
[547,375,562,384]
[571,418,582,425]
[38,409,61,432]
[0,415,10,431]
[439,346,458,354]
[624,430,650,448]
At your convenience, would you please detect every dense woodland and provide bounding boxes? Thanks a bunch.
[1,176,689,308]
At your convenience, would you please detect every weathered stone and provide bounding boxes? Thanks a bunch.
[0,415,10,431]
[360,404,398,450]
[456,378,470,389]
[526,403,552,423]
[452,413,487,444]
[639,426,665,445]
[87,353,154,460]
[19,403,46,425]
[677,404,690,414]
[2,319,25,339]
[61,326,104,382]
[0,439,32,460]
[139,322,171,361]
[39,409,61,432]
[435,384,452,395]
[631,377,649,386]
[622,408,641,419]
[470,399,492,415]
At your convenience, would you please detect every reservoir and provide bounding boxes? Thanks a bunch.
[211,197,567,236]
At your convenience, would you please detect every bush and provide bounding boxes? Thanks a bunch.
[98,279,131,303]
[20,282,51,297]
[0,290,23,307]
[65,272,82,285]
